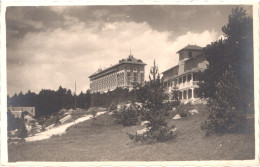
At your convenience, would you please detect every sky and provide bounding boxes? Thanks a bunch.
[6,5,253,96]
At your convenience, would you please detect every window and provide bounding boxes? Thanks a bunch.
[194,88,198,98]
[179,91,182,100]
[127,72,131,76]
[183,76,186,83]
[134,72,138,76]
[188,89,192,99]
[188,51,192,58]
[187,74,191,81]
[193,73,198,81]
[134,77,138,82]
[140,73,144,77]
[179,77,182,84]
[180,52,184,60]
[183,90,187,99]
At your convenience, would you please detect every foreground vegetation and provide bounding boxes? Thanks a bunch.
[8,105,255,161]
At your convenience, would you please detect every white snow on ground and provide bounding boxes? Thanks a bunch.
[137,127,150,135]
[189,109,199,115]
[141,120,150,126]
[25,111,106,142]
[173,114,181,120]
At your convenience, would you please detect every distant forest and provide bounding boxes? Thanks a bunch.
[8,86,91,118]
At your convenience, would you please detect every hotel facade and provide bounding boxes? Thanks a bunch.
[89,54,146,94]
[162,45,208,101]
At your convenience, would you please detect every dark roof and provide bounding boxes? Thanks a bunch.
[89,54,146,78]
[162,64,179,74]
[119,54,146,64]
[177,45,203,53]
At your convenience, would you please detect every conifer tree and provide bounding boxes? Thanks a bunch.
[19,111,27,138]
[129,60,175,142]
[199,7,252,134]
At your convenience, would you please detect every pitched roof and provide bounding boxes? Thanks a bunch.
[89,54,146,78]
[177,45,203,53]
[119,54,146,64]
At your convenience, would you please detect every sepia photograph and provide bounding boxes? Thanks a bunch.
[1,1,259,166]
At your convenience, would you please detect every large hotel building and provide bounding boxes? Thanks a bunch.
[162,45,208,101]
[89,54,146,94]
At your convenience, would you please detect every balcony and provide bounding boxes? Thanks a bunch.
[171,80,198,90]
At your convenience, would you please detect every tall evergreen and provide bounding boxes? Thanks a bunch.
[198,7,253,111]
[198,7,253,135]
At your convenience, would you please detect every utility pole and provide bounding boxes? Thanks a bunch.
[74,81,77,111]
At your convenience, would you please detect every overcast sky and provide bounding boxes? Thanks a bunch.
[6,5,253,96]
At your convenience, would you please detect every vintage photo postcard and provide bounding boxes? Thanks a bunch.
[1,0,259,166]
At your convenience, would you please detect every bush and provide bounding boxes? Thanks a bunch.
[179,110,188,117]
[201,67,247,136]
[201,99,246,136]
[109,100,117,112]
[128,124,176,143]
[18,112,27,138]
[175,102,193,117]
[112,103,140,126]
[163,100,180,112]
[55,114,61,126]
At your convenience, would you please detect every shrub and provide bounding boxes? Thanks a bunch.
[112,103,140,126]
[7,110,21,131]
[201,67,246,136]
[163,100,180,112]
[18,112,27,138]
[175,102,193,118]
[179,110,188,117]
[171,86,181,101]
[55,114,61,125]
[128,124,176,143]
[109,100,117,112]
[201,99,246,136]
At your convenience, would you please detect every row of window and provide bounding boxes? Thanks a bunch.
[127,72,144,77]
[126,67,144,72]
[90,73,117,90]
[167,73,199,88]
[127,76,144,84]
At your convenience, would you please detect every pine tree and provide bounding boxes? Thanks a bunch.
[19,111,27,138]
[129,60,175,142]
[198,7,253,111]
[201,66,246,135]
[198,7,253,135]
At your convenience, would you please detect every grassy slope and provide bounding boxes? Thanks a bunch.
[8,105,255,161]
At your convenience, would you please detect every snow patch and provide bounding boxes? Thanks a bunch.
[173,114,181,120]
[136,127,150,135]
[189,109,199,115]
[171,128,177,132]
[141,120,149,126]
[60,114,71,124]
[25,111,106,142]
